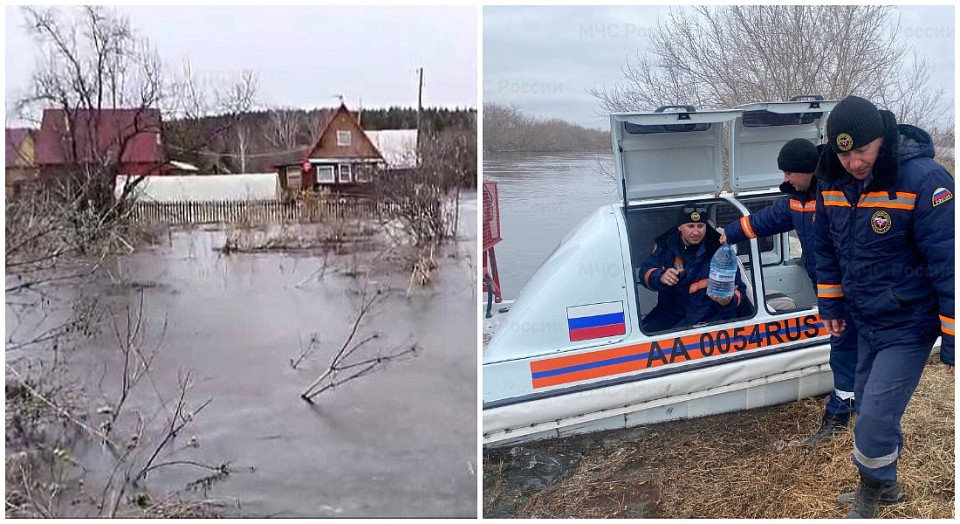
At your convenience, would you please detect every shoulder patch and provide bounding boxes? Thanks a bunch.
[932,187,953,207]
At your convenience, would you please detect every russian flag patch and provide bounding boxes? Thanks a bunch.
[567,301,626,342]
[932,187,952,207]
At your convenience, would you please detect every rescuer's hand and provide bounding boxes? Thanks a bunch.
[946,364,955,377]
[707,293,733,306]
[659,268,684,286]
[719,234,727,244]
[824,318,846,336]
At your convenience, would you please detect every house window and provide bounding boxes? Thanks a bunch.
[285,166,301,190]
[338,163,352,183]
[355,165,372,183]
[337,130,352,146]
[317,165,335,183]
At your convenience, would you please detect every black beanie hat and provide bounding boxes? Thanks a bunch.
[678,205,708,227]
[827,95,885,153]
[777,138,819,173]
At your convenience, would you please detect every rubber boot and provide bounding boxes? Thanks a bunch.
[803,409,850,445]
[838,481,904,506]
[845,473,887,518]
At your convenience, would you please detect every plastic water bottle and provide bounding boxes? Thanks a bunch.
[708,243,737,299]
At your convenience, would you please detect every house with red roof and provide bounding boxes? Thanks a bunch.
[35,108,164,183]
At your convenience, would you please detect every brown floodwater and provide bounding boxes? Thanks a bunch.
[10,193,477,518]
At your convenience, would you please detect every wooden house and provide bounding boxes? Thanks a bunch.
[275,103,417,195]
[5,128,39,198]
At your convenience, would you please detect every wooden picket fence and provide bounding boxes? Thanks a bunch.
[130,198,397,225]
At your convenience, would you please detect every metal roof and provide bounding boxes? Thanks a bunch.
[115,173,280,202]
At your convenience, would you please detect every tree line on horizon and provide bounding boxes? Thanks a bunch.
[483,103,610,153]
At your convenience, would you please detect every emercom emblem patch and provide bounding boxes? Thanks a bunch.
[871,210,892,234]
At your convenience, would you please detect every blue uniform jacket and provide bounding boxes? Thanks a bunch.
[814,118,955,365]
[723,182,817,285]
[640,226,747,330]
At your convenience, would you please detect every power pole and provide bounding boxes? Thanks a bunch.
[416,67,423,153]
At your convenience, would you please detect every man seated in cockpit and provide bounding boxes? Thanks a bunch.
[639,206,748,332]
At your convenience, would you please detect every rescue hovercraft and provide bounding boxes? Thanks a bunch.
[483,98,854,447]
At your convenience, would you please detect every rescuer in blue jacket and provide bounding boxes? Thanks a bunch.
[813,95,955,518]
[720,138,858,445]
[640,206,748,333]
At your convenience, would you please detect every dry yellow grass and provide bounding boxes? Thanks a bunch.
[483,357,954,519]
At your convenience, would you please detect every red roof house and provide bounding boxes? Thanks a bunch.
[35,108,164,180]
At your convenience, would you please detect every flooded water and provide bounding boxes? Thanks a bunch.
[483,152,618,299]
[11,193,478,518]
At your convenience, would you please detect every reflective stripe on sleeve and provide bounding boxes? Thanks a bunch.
[817,283,844,299]
[940,314,955,336]
[644,267,659,288]
[739,216,757,239]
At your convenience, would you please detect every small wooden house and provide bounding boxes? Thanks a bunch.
[275,103,418,195]
[5,128,38,197]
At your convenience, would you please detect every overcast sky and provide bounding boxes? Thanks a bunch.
[4,5,478,125]
[484,5,955,130]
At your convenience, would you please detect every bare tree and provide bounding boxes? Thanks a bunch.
[590,6,949,130]
[304,109,329,145]
[6,7,256,517]
[263,108,303,150]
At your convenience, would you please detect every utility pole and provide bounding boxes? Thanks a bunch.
[416,67,423,153]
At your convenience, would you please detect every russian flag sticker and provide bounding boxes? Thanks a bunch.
[566,301,626,342]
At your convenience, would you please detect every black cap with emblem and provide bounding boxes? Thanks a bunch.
[827,95,885,154]
[678,205,708,226]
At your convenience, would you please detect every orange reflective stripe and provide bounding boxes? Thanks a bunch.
[940,315,955,336]
[859,191,916,210]
[644,267,658,288]
[822,191,850,208]
[688,279,709,294]
[739,216,757,239]
[789,200,815,213]
[817,283,844,299]
[858,202,915,210]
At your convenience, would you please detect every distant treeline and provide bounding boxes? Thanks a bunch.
[483,103,610,152]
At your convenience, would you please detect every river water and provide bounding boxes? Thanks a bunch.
[483,152,618,299]
[8,193,478,518]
